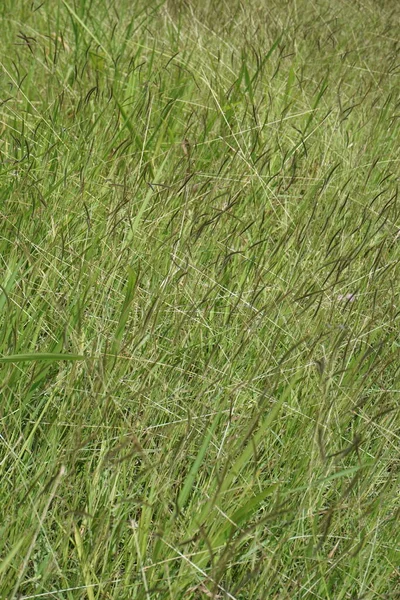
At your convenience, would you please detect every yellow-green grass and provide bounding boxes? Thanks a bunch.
[0,0,399,598]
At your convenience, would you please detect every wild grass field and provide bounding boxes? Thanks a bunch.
[0,0,399,598]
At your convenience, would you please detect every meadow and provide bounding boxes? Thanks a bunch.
[0,0,399,598]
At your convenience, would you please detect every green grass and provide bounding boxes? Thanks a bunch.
[0,0,399,598]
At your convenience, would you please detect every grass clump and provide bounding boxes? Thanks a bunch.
[0,0,399,598]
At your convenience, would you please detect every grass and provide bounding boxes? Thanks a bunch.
[0,0,399,598]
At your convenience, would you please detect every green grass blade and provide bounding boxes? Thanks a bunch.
[177,411,222,513]
[0,353,85,363]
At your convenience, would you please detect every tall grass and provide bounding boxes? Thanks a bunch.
[0,0,399,598]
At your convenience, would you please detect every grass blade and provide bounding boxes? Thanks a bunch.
[0,353,85,363]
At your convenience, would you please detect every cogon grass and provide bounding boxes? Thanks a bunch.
[0,0,399,598]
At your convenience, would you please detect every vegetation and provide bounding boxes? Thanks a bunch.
[0,0,399,598]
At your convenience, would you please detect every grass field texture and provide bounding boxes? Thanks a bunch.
[0,0,399,598]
